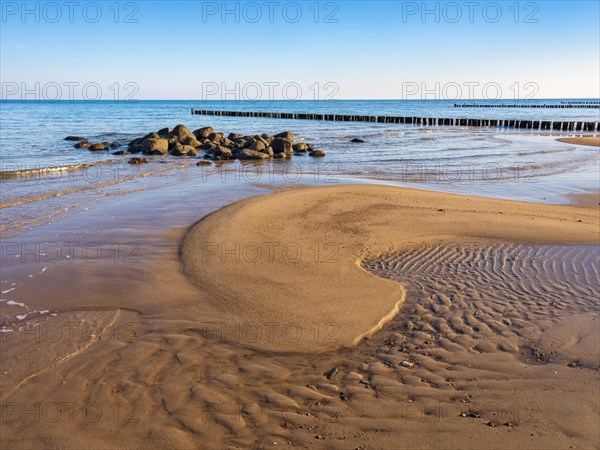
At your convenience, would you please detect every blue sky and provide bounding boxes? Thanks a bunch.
[1,1,599,99]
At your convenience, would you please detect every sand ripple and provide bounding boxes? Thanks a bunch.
[362,244,599,369]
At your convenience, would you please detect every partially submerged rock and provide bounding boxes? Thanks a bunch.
[128,157,148,164]
[142,138,169,155]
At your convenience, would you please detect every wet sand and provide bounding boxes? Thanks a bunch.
[1,183,599,449]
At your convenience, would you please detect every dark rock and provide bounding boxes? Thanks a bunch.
[324,367,339,379]
[170,124,195,143]
[181,135,202,148]
[142,132,160,140]
[128,137,142,147]
[309,150,326,157]
[193,127,215,140]
[73,141,91,149]
[274,131,294,141]
[271,137,293,156]
[253,135,269,146]
[261,133,274,144]
[171,144,197,156]
[220,137,233,147]
[88,143,106,151]
[202,141,217,151]
[141,138,169,155]
[293,143,308,152]
[237,149,269,160]
[208,132,224,143]
[112,150,130,155]
[234,139,249,149]
[128,157,148,164]
[65,136,86,141]
[250,140,266,152]
[196,160,212,166]
[109,142,121,149]
[228,133,244,141]
[214,145,232,158]
[157,127,171,137]
[351,138,365,143]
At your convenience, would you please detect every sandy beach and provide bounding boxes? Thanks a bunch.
[1,181,598,449]
[557,136,600,147]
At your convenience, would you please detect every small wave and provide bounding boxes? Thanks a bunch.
[1,160,119,181]
[518,148,573,156]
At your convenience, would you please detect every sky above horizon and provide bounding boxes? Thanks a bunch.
[1,1,599,100]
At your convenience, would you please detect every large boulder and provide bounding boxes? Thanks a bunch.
[208,132,224,143]
[142,132,160,140]
[220,137,233,147]
[250,140,266,152]
[253,135,269,147]
[157,128,171,138]
[228,133,244,141]
[214,145,232,158]
[293,143,308,152]
[261,133,274,144]
[88,143,106,151]
[181,135,202,148]
[274,131,294,141]
[193,127,215,140]
[237,149,269,160]
[170,124,196,143]
[234,139,249,149]
[202,141,217,151]
[171,144,197,156]
[271,137,293,156]
[141,138,169,155]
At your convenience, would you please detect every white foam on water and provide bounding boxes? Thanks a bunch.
[5,300,26,308]
[1,288,15,294]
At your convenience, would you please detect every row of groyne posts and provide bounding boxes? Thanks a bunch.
[191,109,599,132]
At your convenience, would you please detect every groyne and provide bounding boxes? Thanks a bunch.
[191,109,599,132]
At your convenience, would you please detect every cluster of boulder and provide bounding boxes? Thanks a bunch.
[66,125,327,164]
[124,125,325,161]
[65,136,121,152]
